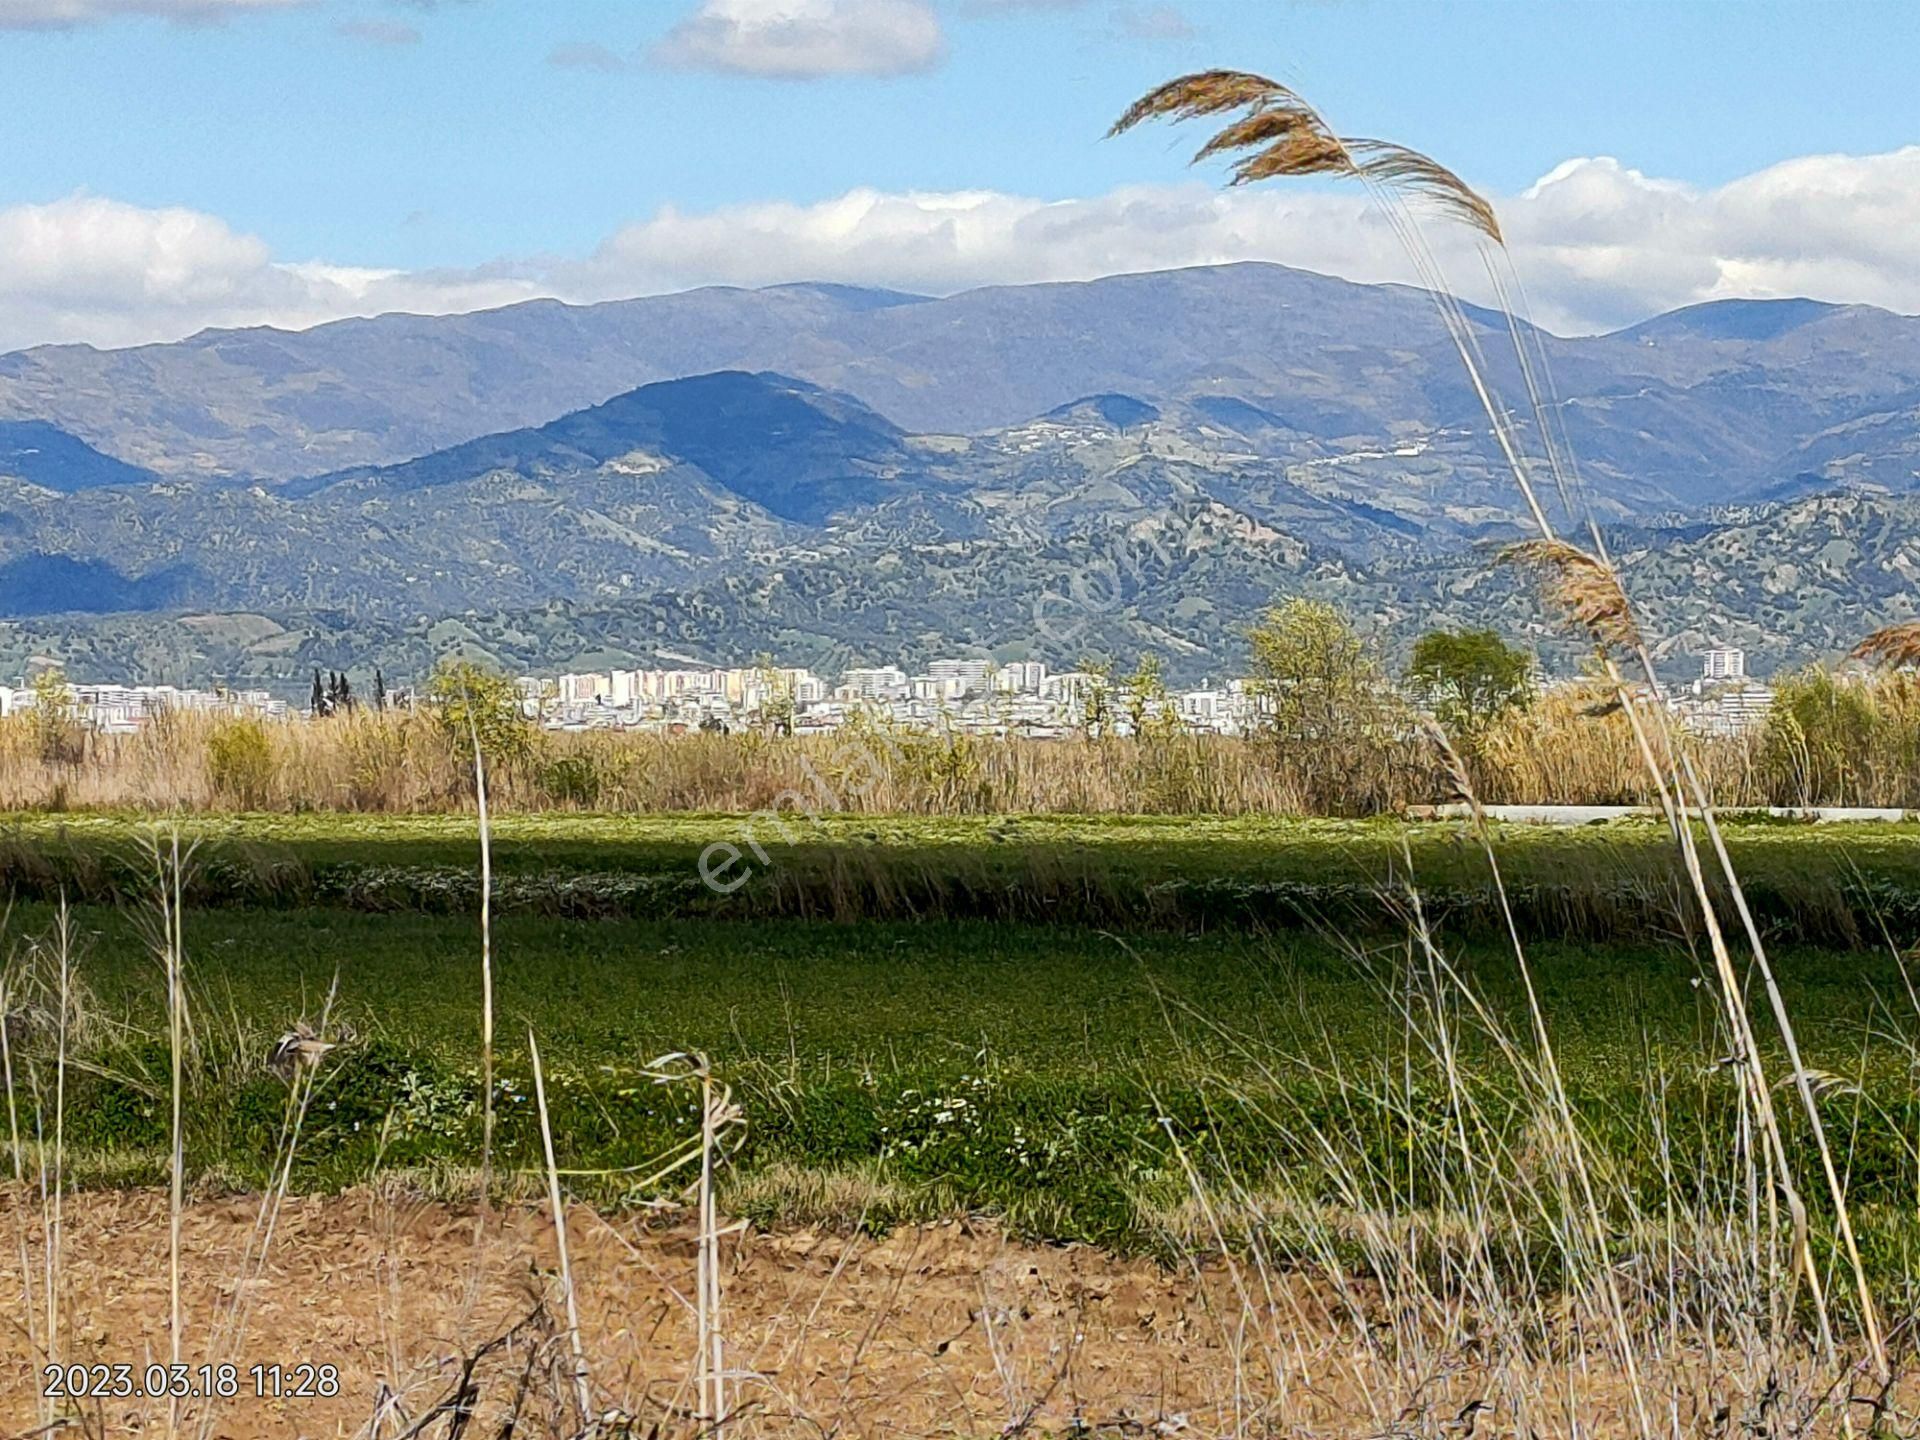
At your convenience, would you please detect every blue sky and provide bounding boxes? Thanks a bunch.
[3,0,1919,348]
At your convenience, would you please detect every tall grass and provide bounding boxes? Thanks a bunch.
[1108,60,1909,1428]
[3,678,1918,816]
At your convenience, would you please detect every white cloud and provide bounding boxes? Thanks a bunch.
[0,195,538,350]
[650,0,943,78]
[0,0,463,27]
[560,152,1920,333]
[959,0,1086,11]
[9,148,1920,352]
[0,0,303,27]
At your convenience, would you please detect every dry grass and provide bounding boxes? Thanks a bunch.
[5,688,1920,816]
[1501,539,1642,654]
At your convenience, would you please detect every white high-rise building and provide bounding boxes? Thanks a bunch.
[840,666,908,700]
[911,674,968,703]
[991,661,1048,694]
[557,672,610,703]
[927,658,991,693]
[1702,647,1746,682]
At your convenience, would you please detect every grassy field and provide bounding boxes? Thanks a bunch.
[3,809,1919,941]
[15,867,1920,1274]
[3,814,1920,1344]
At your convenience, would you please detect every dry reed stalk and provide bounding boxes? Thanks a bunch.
[472,704,496,1221]
[698,1059,725,1428]
[1500,539,1642,654]
[1114,60,1890,1414]
[1151,1084,1286,1424]
[1852,621,1920,670]
[1680,751,1888,1376]
[1109,71,1500,241]
[528,1026,593,1424]
[7,702,1897,814]
[1424,724,1655,1435]
[163,837,184,1401]
[194,982,342,1440]
[48,898,71,1412]
[0,957,48,1431]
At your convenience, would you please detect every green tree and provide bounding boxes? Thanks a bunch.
[1076,658,1116,740]
[1407,627,1534,738]
[30,664,79,765]
[751,654,796,737]
[427,658,533,776]
[1124,652,1181,739]
[1245,598,1408,813]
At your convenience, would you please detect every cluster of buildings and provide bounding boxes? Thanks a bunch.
[530,646,1786,739]
[526,659,1264,737]
[0,681,288,732]
[0,644,1779,741]
[1671,646,1775,736]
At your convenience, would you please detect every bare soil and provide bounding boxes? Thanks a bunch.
[0,1186,1387,1439]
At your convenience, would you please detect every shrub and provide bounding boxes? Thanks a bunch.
[1760,668,1919,807]
[31,665,82,767]
[537,749,610,809]
[426,658,534,782]
[206,718,276,809]
[1245,598,1416,814]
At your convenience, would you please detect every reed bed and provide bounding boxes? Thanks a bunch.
[4,669,1920,816]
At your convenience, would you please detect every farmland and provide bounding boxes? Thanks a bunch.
[3,808,1919,938]
[9,805,1920,1434]
[7,811,1920,1270]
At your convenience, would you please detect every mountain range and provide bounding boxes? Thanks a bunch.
[0,262,1916,689]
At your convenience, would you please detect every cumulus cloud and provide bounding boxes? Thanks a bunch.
[560,151,1920,332]
[0,195,539,350]
[9,148,1920,352]
[650,0,944,78]
[0,0,304,27]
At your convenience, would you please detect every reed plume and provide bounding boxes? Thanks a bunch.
[1110,70,1502,242]
[1500,538,1640,654]
[1107,69,1305,134]
[1851,620,1920,669]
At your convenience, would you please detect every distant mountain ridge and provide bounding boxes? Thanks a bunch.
[0,264,1917,684]
[303,370,915,524]
[0,420,157,492]
[4,263,1918,513]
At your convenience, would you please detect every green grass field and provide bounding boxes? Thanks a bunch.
[4,806,1918,1278]
[3,809,1918,941]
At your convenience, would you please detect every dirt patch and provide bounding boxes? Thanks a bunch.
[2,1186,1841,1438]
[0,1185,1387,1438]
